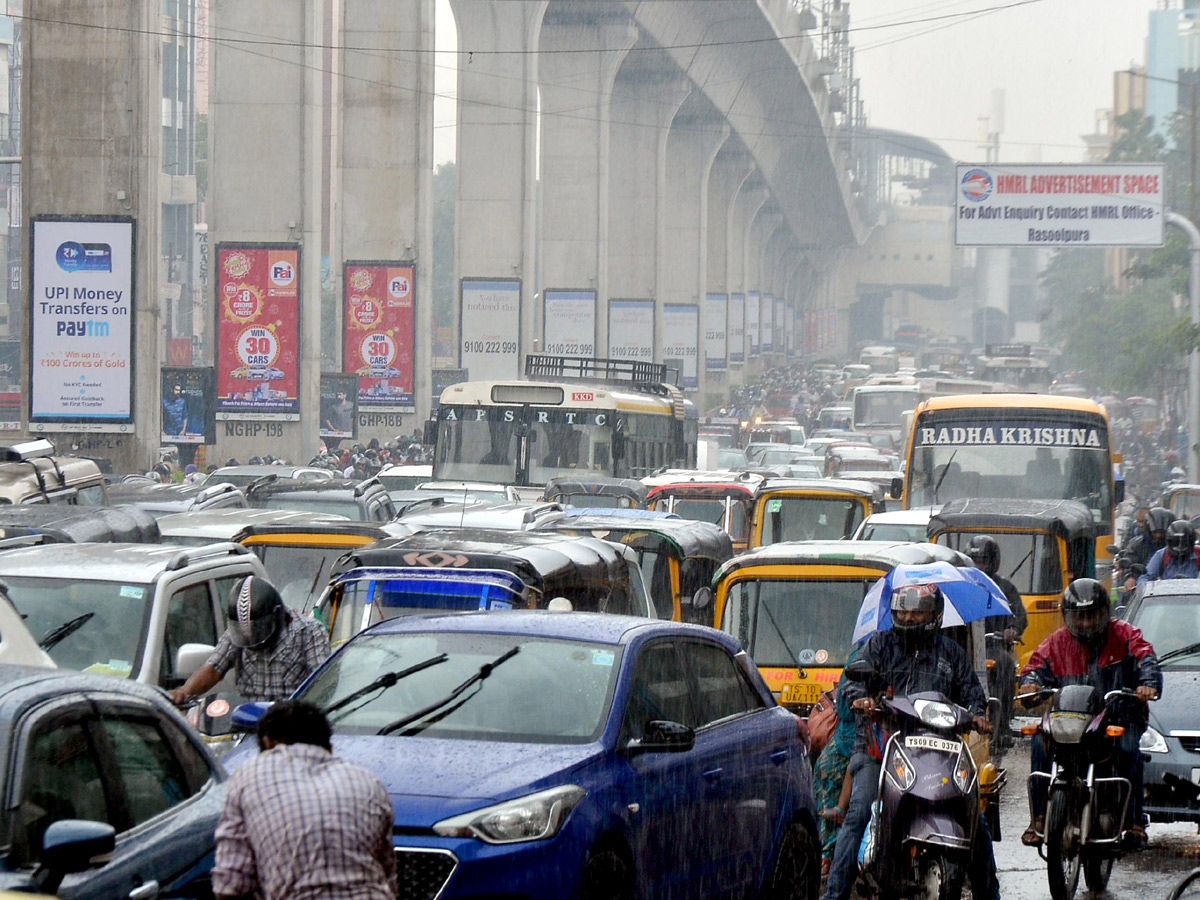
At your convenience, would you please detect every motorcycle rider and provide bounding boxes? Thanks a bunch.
[965,535,1027,744]
[1018,577,1161,846]
[821,583,999,900]
[1137,519,1199,584]
[1121,506,1172,591]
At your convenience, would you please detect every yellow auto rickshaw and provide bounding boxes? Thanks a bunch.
[749,478,887,549]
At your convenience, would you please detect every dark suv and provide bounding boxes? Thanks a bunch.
[244,475,396,522]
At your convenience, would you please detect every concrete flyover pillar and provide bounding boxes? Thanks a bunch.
[23,0,163,472]
[606,50,690,357]
[538,5,638,357]
[727,179,769,387]
[704,146,755,407]
[208,0,323,465]
[661,99,729,396]
[450,0,546,373]
[747,207,782,375]
[339,0,434,440]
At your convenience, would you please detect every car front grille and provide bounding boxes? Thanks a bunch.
[1177,736,1200,754]
[396,847,457,900]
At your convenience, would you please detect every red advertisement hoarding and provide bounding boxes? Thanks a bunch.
[343,262,415,410]
[215,245,300,416]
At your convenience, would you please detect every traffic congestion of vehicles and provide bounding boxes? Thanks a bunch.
[0,346,1190,900]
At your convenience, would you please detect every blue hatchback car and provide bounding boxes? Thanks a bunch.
[229,610,819,899]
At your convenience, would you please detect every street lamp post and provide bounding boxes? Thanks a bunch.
[1167,211,1200,482]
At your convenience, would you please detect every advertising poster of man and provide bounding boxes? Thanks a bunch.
[320,373,359,444]
[215,244,301,417]
[161,367,214,445]
[343,262,415,412]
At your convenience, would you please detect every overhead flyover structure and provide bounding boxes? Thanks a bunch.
[451,0,869,407]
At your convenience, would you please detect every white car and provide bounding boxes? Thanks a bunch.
[851,509,934,543]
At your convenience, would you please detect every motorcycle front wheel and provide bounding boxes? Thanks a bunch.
[1046,789,1083,900]
[917,855,964,900]
[1083,853,1114,892]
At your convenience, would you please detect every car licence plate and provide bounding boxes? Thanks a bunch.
[780,683,821,705]
[905,735,961,754]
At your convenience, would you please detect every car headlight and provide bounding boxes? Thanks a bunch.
[1140,726,1169,754]
[432,785,585,844]
[953,744,976,794]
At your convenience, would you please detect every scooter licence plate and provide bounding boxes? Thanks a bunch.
[905,735,960,754]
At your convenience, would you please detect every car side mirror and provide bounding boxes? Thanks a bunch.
[625,719,695,755]
[691,586,712,611]
[231,701,273,732]
[889,476,904,500]
[175,643,215,681]
[35,820,116,894]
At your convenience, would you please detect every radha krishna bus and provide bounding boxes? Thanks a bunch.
[903,393,1121,587]
[433,356,697,487]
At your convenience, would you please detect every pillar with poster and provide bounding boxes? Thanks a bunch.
[160,367,215,467]
[320,373,359,449]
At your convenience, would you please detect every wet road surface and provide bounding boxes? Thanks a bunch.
[994,732,1200,900]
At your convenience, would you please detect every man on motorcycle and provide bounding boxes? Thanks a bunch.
[1137,519,1199,584]
[1121,506,1172,591]
[1018,577,1162,846]
[821,583,999,900]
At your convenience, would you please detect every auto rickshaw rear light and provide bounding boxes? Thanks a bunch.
[1106,725,1125,737]
[986,658,996,669]
[1021,724,1038,736]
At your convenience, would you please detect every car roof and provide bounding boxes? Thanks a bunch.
[211,465,330,479]
[158,508,351,539]
[755,477,881,498]
[860,509,934,526]
[357,608,735,648]
[0,541,250,581]
[396,500,565,530]
[247,476,382,497]
[1135,578,1200,599]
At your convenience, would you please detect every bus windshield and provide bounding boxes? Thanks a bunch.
[907,412,1112,530]
[854,390,918,429]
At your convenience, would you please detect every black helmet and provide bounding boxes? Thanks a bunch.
[890,583,944,646]
[965,535,1000,575]
[1061,578,1110,644]
[1167,520,1195,556]
[1146,506,1174,536]
[226,575,285,649]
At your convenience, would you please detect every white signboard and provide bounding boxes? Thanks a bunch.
[662,303,699,389]
[761,293,774,353]
[729,292,745,363]
[747,291,760,355]
[31,217,135,422]
[543,290,596,357]
[608,298,654,361]
[461,279,521,381]
[955,163,1165,247]
[705,293,727,370]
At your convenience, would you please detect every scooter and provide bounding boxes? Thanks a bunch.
[1021,685,1145,900]
[846,662,994,900]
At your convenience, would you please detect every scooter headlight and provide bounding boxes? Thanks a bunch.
[885,743,916,792]
[952,744,976,794]
[1140,726,1168,754]
[914,698,958,729]
[432,785,585,844]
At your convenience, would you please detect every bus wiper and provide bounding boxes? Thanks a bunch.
[323,653,448,718]
[1159,641,1200,665]
[39,612,94,651]
[932,449,957,505]
[377,645,520,736]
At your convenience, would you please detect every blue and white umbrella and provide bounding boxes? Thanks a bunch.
[852,561,1012,643]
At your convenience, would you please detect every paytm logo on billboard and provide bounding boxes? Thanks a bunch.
[270,259,296,287]
[56,241,113,273]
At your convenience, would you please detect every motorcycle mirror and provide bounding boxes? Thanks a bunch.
[842,658,875,683]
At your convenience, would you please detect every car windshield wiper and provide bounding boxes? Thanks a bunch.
[323,653,448,718]
[1159,640,1200,665]
[39,612,95,652]
[377,645,520,736]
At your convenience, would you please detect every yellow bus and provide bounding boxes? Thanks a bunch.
[903,394,1122,601]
